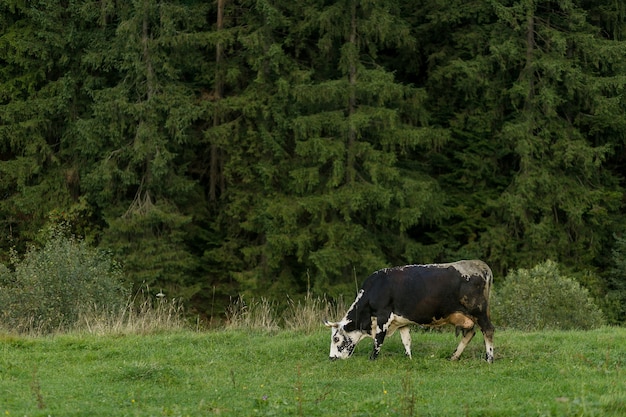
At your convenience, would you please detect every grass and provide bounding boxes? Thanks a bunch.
[76,290,187,335]
[1,327,624,416]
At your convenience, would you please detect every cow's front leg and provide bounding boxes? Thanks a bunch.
[399,326,412,358]
[370,313,391,360]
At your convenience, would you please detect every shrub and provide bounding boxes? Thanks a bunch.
[493,260,604,331]
[0,226,129,334]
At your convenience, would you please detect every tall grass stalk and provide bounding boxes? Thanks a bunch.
[225,293,346,332]
[284,292,346,333]
[76,288,186,335]
[225,296,280,331]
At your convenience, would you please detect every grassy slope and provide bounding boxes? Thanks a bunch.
[1,327,624,416]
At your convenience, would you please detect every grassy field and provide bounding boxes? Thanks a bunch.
[1,327,624,416]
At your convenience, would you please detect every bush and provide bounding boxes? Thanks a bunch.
[0,226,129,334]
[493,260,604,331]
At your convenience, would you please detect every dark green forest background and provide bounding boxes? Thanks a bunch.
[2,0,626,322]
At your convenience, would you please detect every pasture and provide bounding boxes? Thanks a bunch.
[1,327,624,416]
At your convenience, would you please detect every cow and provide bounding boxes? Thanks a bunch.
[324,260,495,363]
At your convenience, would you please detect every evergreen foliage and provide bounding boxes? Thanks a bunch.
[606,234,626,324]
[1,0,625,320]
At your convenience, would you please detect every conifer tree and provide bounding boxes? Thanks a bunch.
[76,0,207,297]
[221,0,448,297]
[411,0,625,275]
[1,0,626,320]
[201,0,308,297]
[485,0,625,269]
[0,0,94,256]
[194,0,292,306]
[407,0,506,263]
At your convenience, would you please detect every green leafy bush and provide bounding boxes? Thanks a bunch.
[0,226,129,334]
[493,260,604,331]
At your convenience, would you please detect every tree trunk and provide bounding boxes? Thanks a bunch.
[210,0,225,201]
[142,0,155,101]
[346,0,358,184]
[524,8,535,110]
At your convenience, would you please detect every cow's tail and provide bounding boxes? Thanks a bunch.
[483,263,493,315]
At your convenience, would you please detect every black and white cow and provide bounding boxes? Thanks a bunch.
[324,260,495,363]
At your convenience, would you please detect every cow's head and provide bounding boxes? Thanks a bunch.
[324,319,368,360]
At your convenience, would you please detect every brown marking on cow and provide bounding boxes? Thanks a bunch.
[430,312,475,329]
[461,295,485,312]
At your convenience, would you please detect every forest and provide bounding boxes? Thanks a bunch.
[1,0,626,323]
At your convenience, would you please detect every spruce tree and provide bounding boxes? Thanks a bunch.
[407,0,507,264]
[195,0,295,306]
[485,0,625,270]
[201,0,308,297]
[76,0,206,297]
[0,0,94,256]
[411,0,626,275]
[225,0,448,297]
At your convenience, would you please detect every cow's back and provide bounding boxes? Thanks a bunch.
[363,260,492,325]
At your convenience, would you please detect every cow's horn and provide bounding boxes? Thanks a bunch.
[323,319,338,328]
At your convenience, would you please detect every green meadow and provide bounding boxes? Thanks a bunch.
[1,327,624,416]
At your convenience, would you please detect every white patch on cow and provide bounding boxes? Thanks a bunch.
[378,314,414,350]
[333,289,365,328]
[394,265,414,271]
[381,313,414,335]
[371,317,378,337]
[453,260,491,281]
[381,260,492,284]
[421,259,491,282]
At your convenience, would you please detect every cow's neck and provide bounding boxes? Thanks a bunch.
[343,291,372,334]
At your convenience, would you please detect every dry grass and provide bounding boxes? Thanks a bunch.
[77,289,186,335]
[1,284,346,336]
[283,292,346,333]
[225,292,347,333]
[0,287,187,337]
[225,296,281,331]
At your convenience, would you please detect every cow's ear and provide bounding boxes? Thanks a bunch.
[323,319,338,328]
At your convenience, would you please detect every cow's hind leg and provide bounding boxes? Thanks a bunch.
[478,316,495,363]
[450,327,475,361]
[399,326,412,358]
